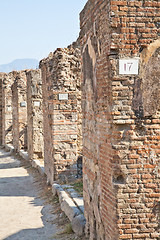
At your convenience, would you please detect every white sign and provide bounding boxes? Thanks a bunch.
[34,101,40,107]
[7,107,12,112]
[119,59,139,75]
[58,93,68,100]
[20,102,27,107]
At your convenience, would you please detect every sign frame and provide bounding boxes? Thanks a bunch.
[58,93,69,101]
[20,102,27,107]
[119,58,139,75]
[34,101,41,107]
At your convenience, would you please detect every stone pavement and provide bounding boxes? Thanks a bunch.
[0,148,82,240]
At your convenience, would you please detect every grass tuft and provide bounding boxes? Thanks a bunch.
[71,179,83,196]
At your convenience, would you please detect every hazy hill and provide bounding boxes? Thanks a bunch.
[0,59,39,73]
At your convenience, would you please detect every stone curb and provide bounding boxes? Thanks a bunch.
[62,186,84,214]
[19,150,29,161]
[5,144,14,153]
[4,144,85,236]
[31,159,45,176]
[5,145,45,175]
[19,150,45,176]
[52,183,86,236]
[19,151,45,176]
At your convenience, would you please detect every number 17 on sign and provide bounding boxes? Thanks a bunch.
[119,59,139,75]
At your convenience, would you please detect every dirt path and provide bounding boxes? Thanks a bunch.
[0,148,82,240]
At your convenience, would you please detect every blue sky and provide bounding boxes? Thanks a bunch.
[0,0,87,64]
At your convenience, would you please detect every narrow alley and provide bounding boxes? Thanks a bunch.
[0,148,80,240]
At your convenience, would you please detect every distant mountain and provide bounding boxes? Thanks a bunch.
[0,59,39,73]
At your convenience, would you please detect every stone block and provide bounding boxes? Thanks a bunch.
[71,214,86,236]
[60,196,81,222]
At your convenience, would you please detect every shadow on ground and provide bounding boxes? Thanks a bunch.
[0,148,84,240]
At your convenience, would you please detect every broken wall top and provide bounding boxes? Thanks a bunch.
[39,45,81,92]
[80,0,160,57]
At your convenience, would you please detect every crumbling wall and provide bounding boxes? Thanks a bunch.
[12,71,27,151]
[40,61,54,183]
[26,69,44,160]
[2,72,14,146]
[0,73,5,145]
[40,44,82,184]
[80,0,160,239]
[80,1,116,239]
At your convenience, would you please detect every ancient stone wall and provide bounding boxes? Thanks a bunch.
[11,71,27,151]
[80,0,160,239]
[26,69,44,160]
[0,73,5,145]
[2,72,14,146]
[40,60,54,183]
[40,44,82,184]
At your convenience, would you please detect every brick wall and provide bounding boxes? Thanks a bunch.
[26,69,44,160]
[80,1,117,239]
[40,44,82,184]
[80,0,160,239]
[110,0,160,56]
[11,71,27,151]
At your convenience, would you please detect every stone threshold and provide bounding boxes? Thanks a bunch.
[4,144,86,237]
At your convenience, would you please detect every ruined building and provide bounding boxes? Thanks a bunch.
[12,71,27,151]
[40,44,82,184]
[80,0,160,239]
[0,73,3,145]
[0,0,160,239]
[0,44,82,185]
[1,72,14,146]
[26,69,44,161]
